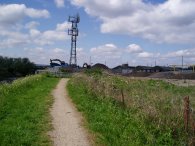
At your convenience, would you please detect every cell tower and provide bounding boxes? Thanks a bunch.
[68,14,80,66]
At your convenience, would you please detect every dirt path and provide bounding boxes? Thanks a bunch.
[49,78,91,146]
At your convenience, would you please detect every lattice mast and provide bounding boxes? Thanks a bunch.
[68,14,80,66]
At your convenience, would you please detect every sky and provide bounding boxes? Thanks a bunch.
[0,0,195,67]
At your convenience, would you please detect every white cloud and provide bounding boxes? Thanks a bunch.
[25,8,49,18]
[54,0,65,8]
[24,47,69,64]
[25,21,40,29]
[35,47,44,53]
[0,30,29,48]
[126,44,143,53]
[71,0,146,18]
[29,29,41,37]
[27,21,70,45]
[77,48,83,52]
[53,48,65,53]
[31,21,70,45]
[0,38,27,48]
[0,4,25,25]
[30,29,69,45]
[77,48,88,63]
[42,30,67,41]
[71,0,195,44]
[91,43,117,53]
[165,48,195,58]
[56,21,71,31]
[0,20,70,49]
[0,4,49,27]
[90,43,121,59]
[137,51,154,58]
[0,3,49,47]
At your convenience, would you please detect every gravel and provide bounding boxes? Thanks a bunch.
[49,78,91,146]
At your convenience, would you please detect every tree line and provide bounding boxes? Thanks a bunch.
[0,56,35,81]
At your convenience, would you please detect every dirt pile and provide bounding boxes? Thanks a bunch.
[149,72,195,80]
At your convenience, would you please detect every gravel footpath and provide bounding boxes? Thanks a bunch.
[49,78,91,146]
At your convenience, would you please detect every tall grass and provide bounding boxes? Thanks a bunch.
[68,72,195,145]
[0,74,59,146]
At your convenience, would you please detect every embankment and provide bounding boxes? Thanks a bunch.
[0,74,59,146]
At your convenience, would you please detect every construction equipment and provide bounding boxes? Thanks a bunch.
[50,59,67,67]
[83,63,91,69]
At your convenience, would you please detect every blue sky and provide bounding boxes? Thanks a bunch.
[0,0,195,67]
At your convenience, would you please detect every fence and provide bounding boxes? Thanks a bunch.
[184,96,195,145]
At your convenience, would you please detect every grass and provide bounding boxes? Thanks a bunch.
[0,74,59,146]
[68,80,150,146]
[67,72,195,146]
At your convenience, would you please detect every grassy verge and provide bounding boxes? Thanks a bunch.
[68,80,149,146]
[67,72,195,146]
[0,74,59,146]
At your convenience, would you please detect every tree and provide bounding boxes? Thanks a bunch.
[0,56,35,80]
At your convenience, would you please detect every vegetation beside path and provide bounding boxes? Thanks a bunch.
[0,74,59,146]
[67,70,195,146]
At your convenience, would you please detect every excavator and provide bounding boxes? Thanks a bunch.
[83,63,91,69]
[50,59,67,67]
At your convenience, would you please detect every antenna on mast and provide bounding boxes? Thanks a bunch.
[68,13,80,66]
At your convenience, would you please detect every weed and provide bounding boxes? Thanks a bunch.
[67,73,195,145]
[0,74,59,146]
[84,68,103,77]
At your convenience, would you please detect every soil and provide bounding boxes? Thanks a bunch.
[49,78,91,146]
